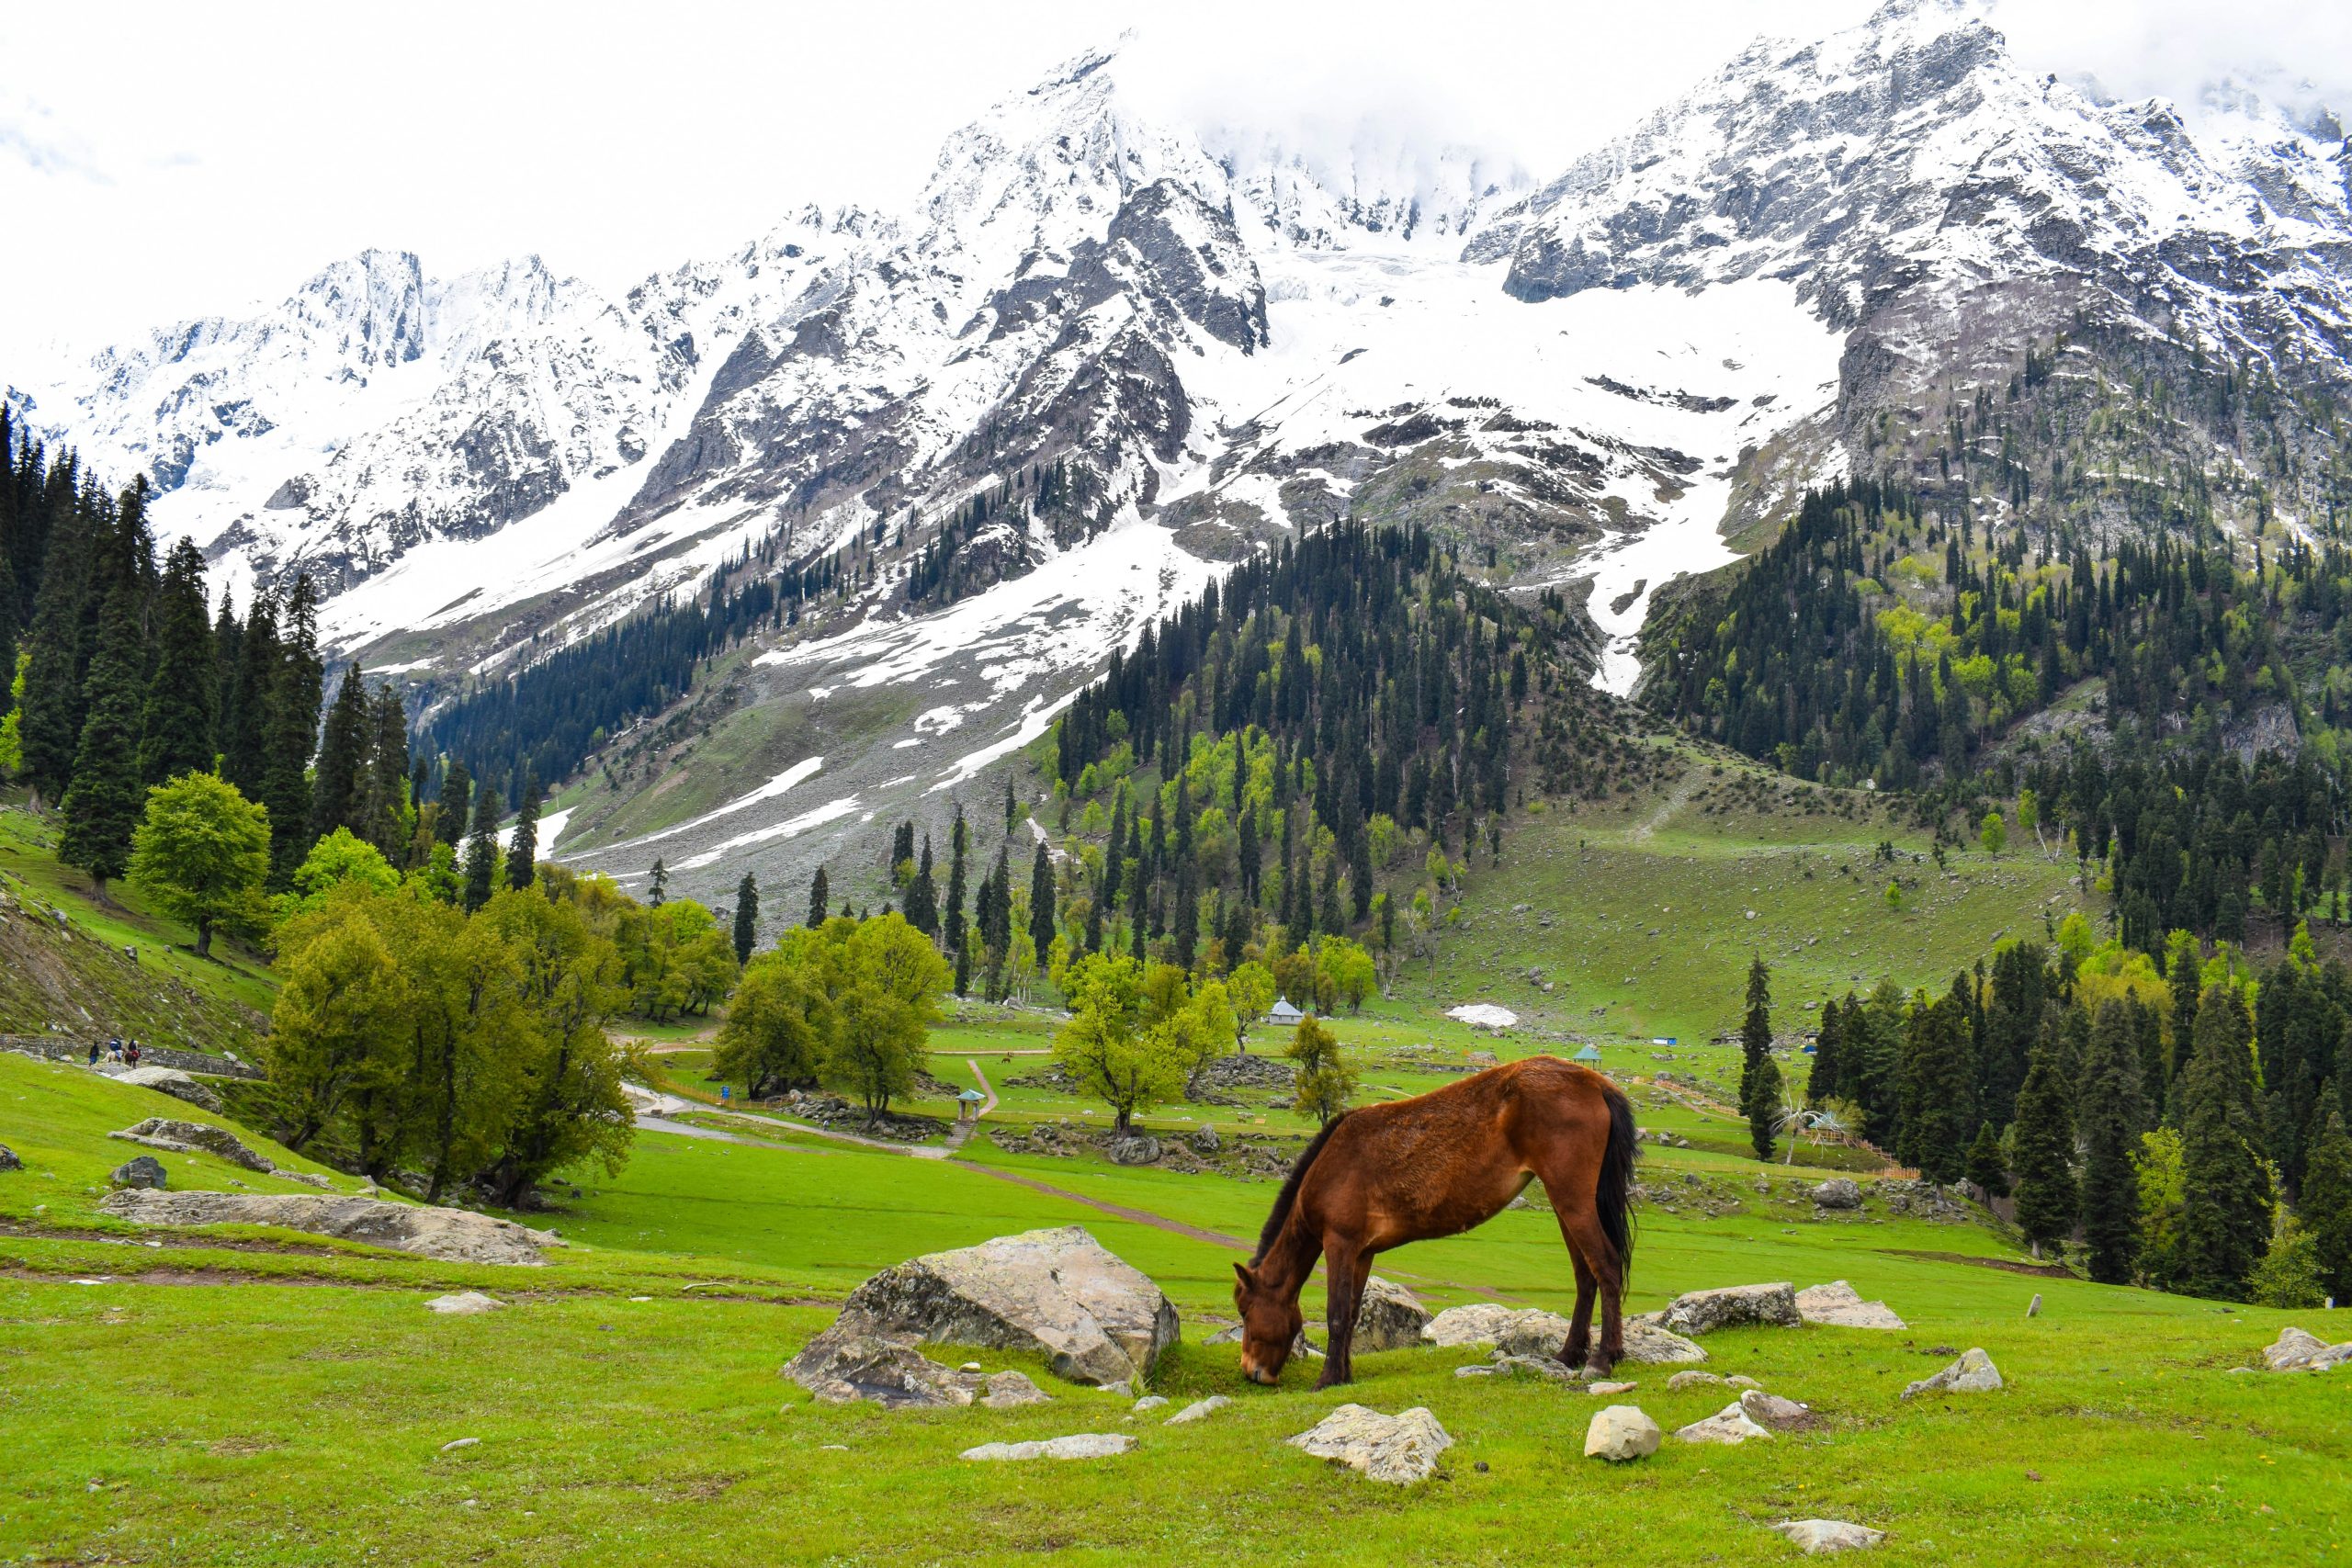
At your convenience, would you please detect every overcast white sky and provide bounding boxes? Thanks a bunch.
[3,0,2346,372]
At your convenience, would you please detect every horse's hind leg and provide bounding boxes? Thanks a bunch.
[1317,1240,1368,1390]
[1558,1229,1598,1370]
[1557,1205,1625,1376]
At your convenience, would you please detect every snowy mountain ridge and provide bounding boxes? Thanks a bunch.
[11,0,2352,899]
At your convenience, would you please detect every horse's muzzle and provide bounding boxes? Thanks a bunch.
[1245,1365,1278,1385]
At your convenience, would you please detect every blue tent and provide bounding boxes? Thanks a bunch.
[1572,1043,1602,1063]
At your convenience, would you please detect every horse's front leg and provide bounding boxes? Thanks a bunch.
[1317,1241,1367,1389]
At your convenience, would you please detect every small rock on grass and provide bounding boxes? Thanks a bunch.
[1724,1374,1762,1389]
[961,1433,1134,1461]
[1676,1402,1774,1445]
[981,1371,1052,1408]
[1587,1380,1638,1396]
[1667,1370,1723,1391]
[1771,1519,1885,1554]
[440,1438,479,1452]
[1165,1395,1229,1425]
[1133,1394,1169,1412]
[1900,1348,2001,1400]
[1737,1390,1815,1431]
[1288,1405,1453,1484]
[1583,1405,1660,1462]
[108,1156,167,1190]
[425,1292,506,1315]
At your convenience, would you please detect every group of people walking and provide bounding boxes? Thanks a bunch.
[85,1038,142,1067]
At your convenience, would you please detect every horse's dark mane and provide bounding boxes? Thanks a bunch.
[1253,1112,1349,1264]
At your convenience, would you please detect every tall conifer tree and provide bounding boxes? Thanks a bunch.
[2178,986,2274,1299]
[461,773,502,912]
[2079,1000,2147,1283]
[732,873,759,963]
[505,773,541,890]
[1740,956,1777,1160]
[137,537,214,784]
[311,666,371,840]
[261,576,323,886]
[59,572,147,890]
[2011,1022,2078,1256]
[807,866,830,928]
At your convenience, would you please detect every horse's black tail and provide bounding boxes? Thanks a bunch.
[1597,1079,1638,1286]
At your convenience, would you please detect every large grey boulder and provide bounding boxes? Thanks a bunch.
[1583,1404,1660,1461]
[783,1331,984,1409]
[1772,1519,1885,1554]
[1104,1134,1161,1167]
[960,1433,1133,1461]
[822,1226,1178,1385]
[109,1155,168,1190]
[1288,1404,1453,1484]
[1796,1280,1906,1330]
[1621,1319,1710,1364]
[1811,1179,1863,1210]
[1657,1282,1801,1336]
[97,1190,561,1265]
[108,1117,275,1173]
[114,1066,222,1113]
[1354,1276,1431,1351]
[2261,1326,2352,1371]
[1901,1348,2002,1399]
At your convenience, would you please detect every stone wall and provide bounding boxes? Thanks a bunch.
[0,1035,266,1080]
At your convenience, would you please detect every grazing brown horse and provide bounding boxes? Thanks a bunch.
[1232,1055,1636,1388]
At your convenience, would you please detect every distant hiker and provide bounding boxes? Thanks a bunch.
[86,1042,100,1066]
[720,1086,730,1104]
[126,1042,141,1067]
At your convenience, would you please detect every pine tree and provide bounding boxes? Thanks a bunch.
[906,835,939,936]
[311,666,370,841]
[461,775,502,912]
[436,761,472,848]
[732,873,759,964]
[944,806,969,953]
[1740,955,1776,1160]
[2078,1000,2147,1283]
[1028,842,1056,962]
[17,487,93,807]
[1807,997,1844,1103]
[2177,985,2275,1299]
[221,589,277,801]
[1001,773,1017,835]
[58,574,147,891]
[359,687,411,858]
[649,857,668,908]
[1965,1121,2008,1197]
[261,576,323,886]
[1172,858,1199,970]
[505,773,541,889]
[2011,1025,2077,1256]
[807,866,830,928]
[136,537,215,784]
[2301,1105,2352,1304]
[1907,988,1976,1185]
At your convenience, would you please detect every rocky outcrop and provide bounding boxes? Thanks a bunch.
[784,1332,989,1409]
[1288,1405,1453,1484]
[97,1190,562,1265]
[818,1226,1178,1386]
[960,1434,1133,1461]
[1584,1404,1660,1461]
[1901,1348,2002,1399]
[108,1118,275,1173]
[1657,1282,1801,1336]
[1796,1280,1906,1330]
[2261,1326,2352,1372]
[1354,1276,1430,1351]
[113,1066,222,1113]
[1772,1519,1885,1554]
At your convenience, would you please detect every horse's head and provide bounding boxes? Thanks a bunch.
[1231,1261,1303,1384]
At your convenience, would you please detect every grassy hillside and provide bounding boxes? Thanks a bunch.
[7,1037,2347,1565]
[0,801,272,1052]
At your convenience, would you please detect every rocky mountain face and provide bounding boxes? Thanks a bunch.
[13,0,2351,904]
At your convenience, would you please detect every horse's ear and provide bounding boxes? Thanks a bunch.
[1232,1261,1256,1289]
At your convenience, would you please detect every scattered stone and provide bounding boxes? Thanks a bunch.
[981,1371,1052,1408]
[1165,1395,1230,1425]
[1453,1365,1497,1378]
[107,1118,274,1172]
[1354,1275,1431,1351]
[98,1190,561,1265]
[1901,1348,2002,1399]
[0,1145,19,1172]
[1811,1179,1862,1211]
[960,1434,1134,1461]
[2026,1293,2041,1319]
[1096,1380,1134,1398]
[1675,1401,1775,1445]
[1724,1374,1762,1390]
[1424,1302,1565,1350]
[1133,1395,1169,1413]
[1587,1380,1638,1396]
[1584,1404,1661,1462]
[440,1438,480,1452]
[1488,1352,1579,1382]
[1288,1404,1454,1484]
[1737,1390,1816,1431]
[2261,1326,2352,1372]
[1657,1282,1801,1336]
[425,1292,506,1316]
[115,1066,222,1112]
[1667,1370,1724,1391]
[818,1226,1177,1385]
[1104,1133,1161,1167]
[1796,1281,1906,1330]
[1771,1519,1885,1554]
[1622,1319,1710,1365]
[108,1156,167,1190]
[959,1361,982,1373]
[1188,1126,1221,1155]
[782,1331,982,1409]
